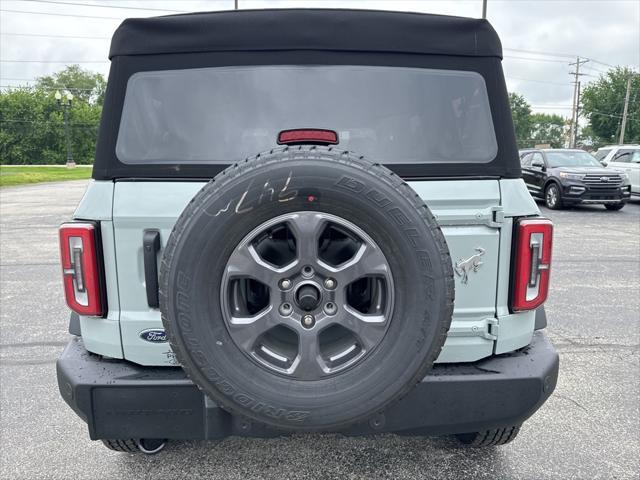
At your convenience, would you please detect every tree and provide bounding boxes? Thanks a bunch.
[578,124,602,149]
[529,113,567,148]
[581,67,639,145]
[509,92,532,148]
[0,84,101,165]
[0,89,62,164]
[36,64,107,105]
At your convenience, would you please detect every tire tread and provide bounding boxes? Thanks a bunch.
[102,439,138,453]
[159,146,455,430]
[456,425,521,447]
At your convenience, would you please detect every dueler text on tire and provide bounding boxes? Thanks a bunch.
[159,146,454,430]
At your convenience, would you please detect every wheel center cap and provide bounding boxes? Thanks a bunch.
[296,284,321,311]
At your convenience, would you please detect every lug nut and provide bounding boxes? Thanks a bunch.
[302,314,315,328]
[324,278,336,290]
[302,265,314,278]
[279,303,293,316]
[279,278,292,290]
[324,302,337,316]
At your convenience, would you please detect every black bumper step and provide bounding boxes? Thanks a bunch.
[57,332,558,440]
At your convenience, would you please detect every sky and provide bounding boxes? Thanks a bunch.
[1,0,639,118]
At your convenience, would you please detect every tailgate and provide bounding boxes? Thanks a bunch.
[110,179,502,365]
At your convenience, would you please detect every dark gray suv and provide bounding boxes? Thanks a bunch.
[520,148,632,210]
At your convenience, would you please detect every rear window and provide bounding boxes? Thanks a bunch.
[116,65,497,165]
[594,149,611,161]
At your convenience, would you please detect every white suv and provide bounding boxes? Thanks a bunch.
[595,145,640,196]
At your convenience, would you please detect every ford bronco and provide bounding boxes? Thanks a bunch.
[56,9,559,454]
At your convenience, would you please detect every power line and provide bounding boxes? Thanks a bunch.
[504,55,570,64]
[506,76,571,87]
[590,111,638,121]
[1,5,628,72]
[584,64,612,75]
[0,57,584,66]
[504,47,575,59]
[0,85,97,91]
[504,49,623,70]
[1,60,107,63]
[18,0,185,13]
[0,33,606,65]
[528,107,634,122]
[0,8,122,20]
[1,32,109,40]
[531,106,574,109]
[1,79,572,91]
[588,58,618,69]
[0,118,100,126]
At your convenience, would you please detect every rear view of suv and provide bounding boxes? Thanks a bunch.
[56,9,559,454]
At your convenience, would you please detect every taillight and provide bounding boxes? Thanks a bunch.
[511,218,553,312]
[59,222,104,316]
[277,128,339,145]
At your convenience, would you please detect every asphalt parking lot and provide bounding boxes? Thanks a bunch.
[1,180,638,480]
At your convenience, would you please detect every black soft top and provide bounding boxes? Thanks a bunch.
[109,8,502,59]
[95,9,520,181]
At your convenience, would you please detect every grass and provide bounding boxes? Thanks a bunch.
[0,165,92,188]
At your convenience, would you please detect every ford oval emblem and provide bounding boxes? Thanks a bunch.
[139,328,168,343]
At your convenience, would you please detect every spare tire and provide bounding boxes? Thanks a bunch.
[160,146,454,430]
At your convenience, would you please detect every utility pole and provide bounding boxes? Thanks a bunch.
[619,76,632,144]
[234,0,238,9]
[574,80,582,148]
[569,57,589,148]
[482,0,487,19]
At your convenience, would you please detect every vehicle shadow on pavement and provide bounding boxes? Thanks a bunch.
[114,434,511,480]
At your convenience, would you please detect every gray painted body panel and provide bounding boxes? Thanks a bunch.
[72,183,123,358]
[73,180,113,221]
[77,178,542,366]
[494,178,541,353]
[111,182,200,366]
[409,180,500,362]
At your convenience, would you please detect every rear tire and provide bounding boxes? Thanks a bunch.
[544,183,562,210]
[455,425,521,447]
[604,203,625,211]
[101,439,138,453]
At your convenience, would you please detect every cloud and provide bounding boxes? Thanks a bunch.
[1,0,638,117]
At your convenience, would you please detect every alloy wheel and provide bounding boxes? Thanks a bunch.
[221,212,394,380]
[546,185,558,208]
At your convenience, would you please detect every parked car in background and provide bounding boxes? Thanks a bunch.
[519,148,631,210]
[595,145,640,197]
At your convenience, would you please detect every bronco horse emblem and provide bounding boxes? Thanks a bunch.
[454,248,485,284]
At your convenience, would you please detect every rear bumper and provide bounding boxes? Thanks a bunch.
[57,332,558,440]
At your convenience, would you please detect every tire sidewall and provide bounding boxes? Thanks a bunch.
[161,150,453,430]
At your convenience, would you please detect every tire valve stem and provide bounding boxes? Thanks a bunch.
[302,314,315,328]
